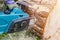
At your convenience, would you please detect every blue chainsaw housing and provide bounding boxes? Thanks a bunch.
[0,7,30,34]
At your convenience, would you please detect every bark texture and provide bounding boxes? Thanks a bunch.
[18,0,57,40]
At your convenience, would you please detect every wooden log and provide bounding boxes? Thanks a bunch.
[18,0,57,40]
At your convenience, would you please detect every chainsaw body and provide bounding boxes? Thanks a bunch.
[0,7,30,34]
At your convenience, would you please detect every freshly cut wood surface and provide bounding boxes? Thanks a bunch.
[18,0,57,40]
[43,0,60,40]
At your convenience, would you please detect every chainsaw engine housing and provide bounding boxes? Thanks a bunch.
[0,7,30,34]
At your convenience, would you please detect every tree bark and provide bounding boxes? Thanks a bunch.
[18,0,57,40]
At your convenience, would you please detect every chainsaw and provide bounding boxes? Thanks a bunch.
[0,0,35,34]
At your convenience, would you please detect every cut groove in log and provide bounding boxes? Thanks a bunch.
[32,25,43,35]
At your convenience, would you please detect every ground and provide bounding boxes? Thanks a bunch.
[0,30,41,40]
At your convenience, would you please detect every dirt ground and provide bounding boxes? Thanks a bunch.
[0,30,40,40]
